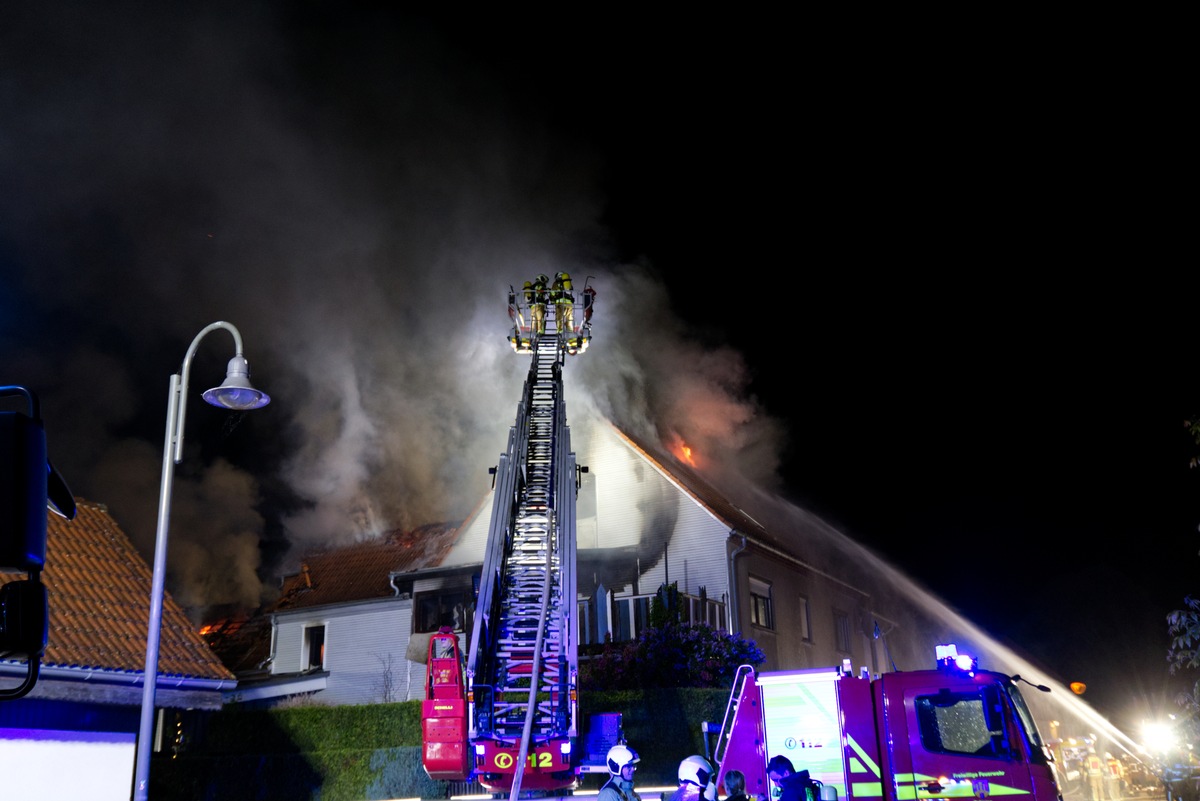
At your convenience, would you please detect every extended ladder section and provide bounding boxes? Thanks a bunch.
[487,336,574,741]
[464,310,586,795]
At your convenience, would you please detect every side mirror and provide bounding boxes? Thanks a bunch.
[0,385,74,700]
[0,400,48,573]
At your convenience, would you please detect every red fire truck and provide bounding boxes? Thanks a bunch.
[712,644,1063,801]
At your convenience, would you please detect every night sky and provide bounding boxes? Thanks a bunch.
[2,4,1194,739]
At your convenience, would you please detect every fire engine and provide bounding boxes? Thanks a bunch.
[421,277,595,795]
[712,644,1063,801]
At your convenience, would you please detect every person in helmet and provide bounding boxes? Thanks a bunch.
[598,743,641,801]
[525,274,548,335]
[1104,753,1124,801]
[550,271,574,339]
[670,755,716,801]
[1084,746,1105,801]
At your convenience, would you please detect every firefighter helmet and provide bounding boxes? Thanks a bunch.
[535,274,549,285]
[679,755,714,788]
[606,743,639,776]
[523,281,532,289]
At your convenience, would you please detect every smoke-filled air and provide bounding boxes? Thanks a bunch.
[0,4,787,619]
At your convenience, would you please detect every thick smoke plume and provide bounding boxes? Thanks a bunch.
[0,4,785,619]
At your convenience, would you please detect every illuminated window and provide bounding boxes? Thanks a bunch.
[750,577,774,630]
[304,624,326,670]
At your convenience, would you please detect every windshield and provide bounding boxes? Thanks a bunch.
[1006,681,1050,765]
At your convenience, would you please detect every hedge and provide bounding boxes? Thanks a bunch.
[153,689,730,800]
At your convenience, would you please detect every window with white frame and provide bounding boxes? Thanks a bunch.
[304,624,326,670]
[798,595,812,642]
[749,577,774,630]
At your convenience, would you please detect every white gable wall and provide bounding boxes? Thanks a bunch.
[442,486,493,567]
[583,426,731,603]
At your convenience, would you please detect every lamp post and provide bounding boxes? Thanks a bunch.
[133,321,271,801]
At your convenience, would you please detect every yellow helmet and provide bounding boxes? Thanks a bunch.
[557,272,570,281]
[523,281,532,289]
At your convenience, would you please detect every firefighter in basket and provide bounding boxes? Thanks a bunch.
[524,274,548,336]
[551,271,574,342]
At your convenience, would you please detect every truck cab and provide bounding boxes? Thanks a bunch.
[715,645,1062,801]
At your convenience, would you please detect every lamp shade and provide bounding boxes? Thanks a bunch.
[201,355,271,410]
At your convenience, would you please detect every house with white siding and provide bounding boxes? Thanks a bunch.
[212,419,965,707]
[208,525,469,707]
[204,417,1125,765]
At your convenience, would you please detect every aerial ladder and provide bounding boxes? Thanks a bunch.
[422,275,594,797]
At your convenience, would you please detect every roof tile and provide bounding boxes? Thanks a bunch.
[0,499,234,681]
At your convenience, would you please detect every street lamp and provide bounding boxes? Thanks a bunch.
[133,321,270,801]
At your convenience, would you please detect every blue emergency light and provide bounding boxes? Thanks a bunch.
[935,643,979,675]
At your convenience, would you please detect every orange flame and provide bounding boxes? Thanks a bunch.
[668,433,697,466]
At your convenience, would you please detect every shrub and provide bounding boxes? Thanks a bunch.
[580,622,764,690]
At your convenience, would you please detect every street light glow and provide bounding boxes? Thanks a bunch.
[1144,721,1178,753]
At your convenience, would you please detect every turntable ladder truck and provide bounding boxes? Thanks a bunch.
[422,280,593,798]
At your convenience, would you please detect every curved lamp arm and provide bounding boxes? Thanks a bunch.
[133,320,269,801]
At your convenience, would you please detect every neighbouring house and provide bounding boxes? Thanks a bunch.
[206,523,466,707]
[0,499,236,797]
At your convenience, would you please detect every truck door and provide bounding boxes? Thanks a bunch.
[899,681,1037,801]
